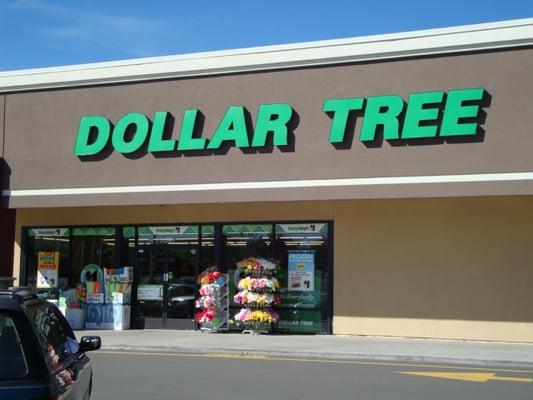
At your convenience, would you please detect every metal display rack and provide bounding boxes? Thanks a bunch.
[233,258,280,335]
[197,273,229,333]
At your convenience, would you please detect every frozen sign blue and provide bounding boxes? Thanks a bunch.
[288,250,315,292]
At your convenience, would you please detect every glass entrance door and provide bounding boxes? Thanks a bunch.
[137,244,166,328]
[165,243,198,329]
[136,226,200,329]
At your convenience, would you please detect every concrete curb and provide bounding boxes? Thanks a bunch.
[97,344,533,369]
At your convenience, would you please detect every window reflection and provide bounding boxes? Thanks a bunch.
[26,228,70,296]
[72,227,116,282]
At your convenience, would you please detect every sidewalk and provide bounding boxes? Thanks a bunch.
[76,329,533,368]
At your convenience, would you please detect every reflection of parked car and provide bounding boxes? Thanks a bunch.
[168,284,197,318]
[0,288,101,400]
[137,283,198,319]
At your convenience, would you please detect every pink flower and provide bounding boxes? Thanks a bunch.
[234,308,251,322]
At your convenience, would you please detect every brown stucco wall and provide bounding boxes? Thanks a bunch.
[12,196,533,342]
[3,48,533,207]
[0,95,16,279]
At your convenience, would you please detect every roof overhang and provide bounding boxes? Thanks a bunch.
[1,18,532,93]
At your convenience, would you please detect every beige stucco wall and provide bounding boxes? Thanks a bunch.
[334,196,533,342]
[12,196,533,342]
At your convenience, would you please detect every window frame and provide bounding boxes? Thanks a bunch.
[21,220,334,334]
[0,308,48,383]
[23,302,78,374]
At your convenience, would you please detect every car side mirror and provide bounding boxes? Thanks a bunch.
[79,336,101,352]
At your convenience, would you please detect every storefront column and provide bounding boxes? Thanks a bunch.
[12,209,22,286]
[214,225,223,268]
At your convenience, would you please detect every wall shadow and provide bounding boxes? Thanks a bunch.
[358,91,491,148]
[242,109,299,154]
[442,90,491,145]
[77,123,115,162]
[78,107,300,161]
[0,158,15,277]
[324,108,365,150]
[0,158,10,208]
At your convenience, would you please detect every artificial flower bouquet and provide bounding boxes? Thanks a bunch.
[236,257,278,276]
[199,284,219,297]
[237,276,280,293]
[197,267,223,285]
[233,257,281,332]
[195,266,228,329]
[195,295,218,310]
[194,309,217,324]
[233,291,281,307]
[234,308,280,325]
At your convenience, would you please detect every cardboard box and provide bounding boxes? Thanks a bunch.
[104,267,133,283]
[86,293,105,304]
[103,304,131,330]
[85,304,104,329]
[59,288,85,308]
[109,291,131,304]
[104,282,132,305]
[86,282,104,304]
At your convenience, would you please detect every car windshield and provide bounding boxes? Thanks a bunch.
[169,285,195,297]
[0,312,29,380]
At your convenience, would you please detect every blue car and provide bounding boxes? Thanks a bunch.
[0,288,101,399]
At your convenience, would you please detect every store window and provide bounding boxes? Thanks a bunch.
[223,222,331,334]
[223,224,273,268]
[121,226,137,269]
[135,225,210,325]
[200,225,215,273]
[72,227,116,284]
[136,225,199,286]
[25,228,70,292]
[22,221,332,333]
[274,223,330,334]
[224,224,274,329]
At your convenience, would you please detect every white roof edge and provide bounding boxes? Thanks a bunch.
[1,18,533,93]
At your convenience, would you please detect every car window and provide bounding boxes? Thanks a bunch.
[0,312,29,380]
[171,285,195,296]
[25,304,79,371]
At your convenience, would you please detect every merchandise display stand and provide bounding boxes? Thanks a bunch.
[233,257,280,334]
[195,268,229,333]
[241,327,269,335]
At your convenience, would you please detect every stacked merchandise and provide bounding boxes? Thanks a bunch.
[194,267,229,332]
[84,264,105,329]
[103,267,133,330]
[233,258,280,333]
[58,288,86,330]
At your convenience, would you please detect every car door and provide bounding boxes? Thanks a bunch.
[0,310,50,400]
[25,303,92,399]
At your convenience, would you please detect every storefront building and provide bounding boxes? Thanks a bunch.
[0,157,16,283]
[1,19,533,341]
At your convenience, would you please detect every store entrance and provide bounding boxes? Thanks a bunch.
[136,237,198,329]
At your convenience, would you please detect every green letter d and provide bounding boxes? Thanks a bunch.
[74,116,111,156]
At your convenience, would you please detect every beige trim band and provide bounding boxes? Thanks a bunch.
[3,171,533,198]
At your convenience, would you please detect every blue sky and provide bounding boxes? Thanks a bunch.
[1,0,532,71]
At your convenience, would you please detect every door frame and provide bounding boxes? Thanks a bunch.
[135,243,169,329]
[137,242,197,330]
